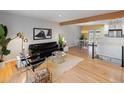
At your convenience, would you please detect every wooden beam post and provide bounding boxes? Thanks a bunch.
[59,11,124,25]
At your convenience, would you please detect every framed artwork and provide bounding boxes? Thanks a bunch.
[33,28,52,40]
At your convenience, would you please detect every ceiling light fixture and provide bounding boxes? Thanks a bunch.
[58,14,62,17]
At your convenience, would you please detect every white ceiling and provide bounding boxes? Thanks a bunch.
[1,10,117,22]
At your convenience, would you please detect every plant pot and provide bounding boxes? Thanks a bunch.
[59,47,64,51]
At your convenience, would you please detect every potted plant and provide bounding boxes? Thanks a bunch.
[58,34,65,51]
[0,24,11,67]
[79,33,85,40]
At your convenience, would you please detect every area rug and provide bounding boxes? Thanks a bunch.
[51,54,83,81]
[9,54,83,83]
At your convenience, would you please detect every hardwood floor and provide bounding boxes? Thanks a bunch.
[55,47,124,83]
[0,47,124,83]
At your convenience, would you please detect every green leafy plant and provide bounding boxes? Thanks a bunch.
[58,34,65,50]
[79,34,85,40]
[0,24,11,62]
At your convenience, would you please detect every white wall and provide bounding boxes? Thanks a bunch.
[0,12,80,59]
[98,23,124,60]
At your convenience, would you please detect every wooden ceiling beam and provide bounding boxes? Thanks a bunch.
[59,11,124,25]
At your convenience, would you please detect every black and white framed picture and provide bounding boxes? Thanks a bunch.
[33,28,52,40]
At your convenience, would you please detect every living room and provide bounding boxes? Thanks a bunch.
[0,10,82,83]
[0,10,124,83]
[1,0,124,92]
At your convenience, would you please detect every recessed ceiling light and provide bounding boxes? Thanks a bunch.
[58,14,62,17]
